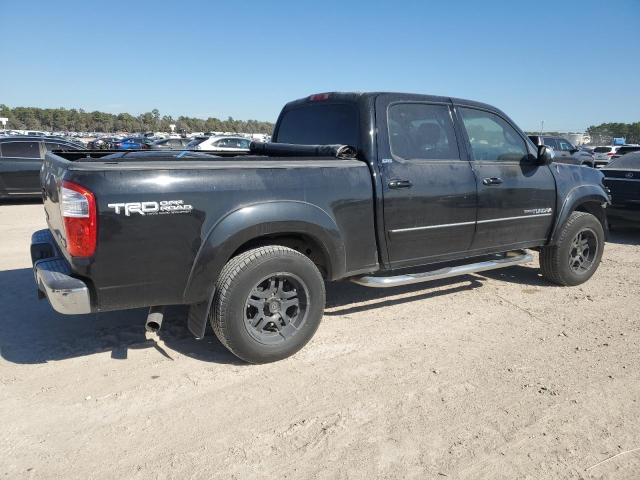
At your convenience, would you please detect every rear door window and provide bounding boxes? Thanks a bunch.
[0,141,42,158]
[542,137,559,149]
[387,103,460,160]
[275,103,359,147]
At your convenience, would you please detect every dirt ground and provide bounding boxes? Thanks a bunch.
[1,202,639,480]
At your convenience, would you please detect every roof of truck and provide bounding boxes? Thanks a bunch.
[284,91,500,112]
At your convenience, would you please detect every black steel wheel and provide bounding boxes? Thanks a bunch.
[568,228,598,274]
[244,273,309,345]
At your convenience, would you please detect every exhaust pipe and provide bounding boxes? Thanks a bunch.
[145,306,165,333]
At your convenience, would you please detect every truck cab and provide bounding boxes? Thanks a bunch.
[275,93,601,270]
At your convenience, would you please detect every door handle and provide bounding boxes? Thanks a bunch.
[482,177,503,186]
[388,179,413,189]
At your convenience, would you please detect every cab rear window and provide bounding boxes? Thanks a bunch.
[275,103,358,147]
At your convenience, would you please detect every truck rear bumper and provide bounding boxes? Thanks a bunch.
[31,229,93,315]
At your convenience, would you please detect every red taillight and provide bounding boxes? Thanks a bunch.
[309,93,330,101]
[61,180,97,257]
[607,152,616,156]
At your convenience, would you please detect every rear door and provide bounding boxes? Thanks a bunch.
[456,106,556,251]
[376,95,477,268]
[0,140,43,195]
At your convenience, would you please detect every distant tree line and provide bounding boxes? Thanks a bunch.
[0,104,274,134]
[586,122,640,145]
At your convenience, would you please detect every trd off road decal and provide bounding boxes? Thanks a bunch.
[107,200,193,216]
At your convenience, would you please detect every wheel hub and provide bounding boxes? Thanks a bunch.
[244,273,309,345]
[267,298,281,314]
[568,228,597,273]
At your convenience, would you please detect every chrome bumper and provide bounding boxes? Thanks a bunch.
[31,229,92,315]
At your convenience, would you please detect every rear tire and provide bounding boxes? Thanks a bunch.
[210,246,325,364]
[540,211,604,286]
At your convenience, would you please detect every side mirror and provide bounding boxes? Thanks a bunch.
[537,145,554,165]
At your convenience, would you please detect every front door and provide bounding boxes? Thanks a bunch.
[377,96,477,268]
[457,107,556,251]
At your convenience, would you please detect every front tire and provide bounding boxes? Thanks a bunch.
[540,211,604,286]
[211,246,326,363]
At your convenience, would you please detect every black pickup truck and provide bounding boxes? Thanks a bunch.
[31,92,610,363]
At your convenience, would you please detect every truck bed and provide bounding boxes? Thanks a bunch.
[41,150,378,312]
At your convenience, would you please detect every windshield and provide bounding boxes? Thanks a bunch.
[275,103,359,147]
[617,146,640,155]
[607,152,640,169]
[186,137,207,148]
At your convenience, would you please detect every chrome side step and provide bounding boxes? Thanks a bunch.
[350,250,533,288]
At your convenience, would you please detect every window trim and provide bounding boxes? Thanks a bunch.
[454,105,536,164]
[384,101,464,164]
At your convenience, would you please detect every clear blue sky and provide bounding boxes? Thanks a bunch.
[1,0,638,131]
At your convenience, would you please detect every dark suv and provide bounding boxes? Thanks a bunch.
[0,136,84,199]
[528,135,594,167]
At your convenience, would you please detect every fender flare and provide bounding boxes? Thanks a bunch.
[182,200,346,305]
[549,184,609,245]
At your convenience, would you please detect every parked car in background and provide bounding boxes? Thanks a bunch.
[192,136,252,152]
[88,136,121,149]
[528,135,595,167]
[185,136,209,149]
[602,152,640,226]
[112,137,154,150]
[0,136,85,199]
[593,146,621,168]
[149,137,192,149]
[610,145,640,160]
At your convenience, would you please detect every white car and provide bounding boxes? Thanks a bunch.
[593,146,620,168]
[188,136,252,152]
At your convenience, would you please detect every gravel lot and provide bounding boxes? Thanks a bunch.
[1,202,639,479]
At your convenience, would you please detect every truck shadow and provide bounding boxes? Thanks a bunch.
[0,268,240,365]
[325,276,485,316]
[473,264,552,287]
[0,264,539,365]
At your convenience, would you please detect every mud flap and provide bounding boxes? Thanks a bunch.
[187,301,210,339]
